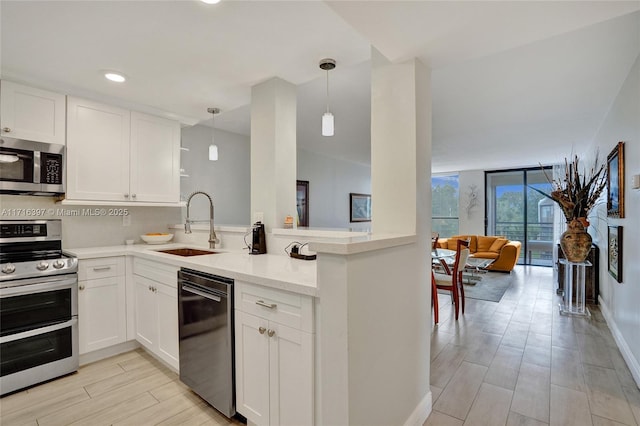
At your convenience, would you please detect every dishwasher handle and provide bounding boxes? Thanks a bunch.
[181,284,222,302]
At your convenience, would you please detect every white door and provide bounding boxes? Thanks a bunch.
[236,311,271,425]
[269,323,314,426]
[66,97,130,201]
[78,276,126,354]
[130,111,180,203]
[155,282,179,370]
[0,80,66,144]
[133,275,156,350]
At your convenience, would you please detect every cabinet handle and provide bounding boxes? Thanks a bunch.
[79,284,85,290]
[2,127,11,133]
[124,193,130,198]
[153,286,157,292]
[258,327,266,335]
[132,194,137,199]
[267,329,276,337]
[148,285,152,291]
[92,266,111,271]
[255,300,277,309]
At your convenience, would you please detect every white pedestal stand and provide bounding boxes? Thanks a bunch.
[559,259,591,317]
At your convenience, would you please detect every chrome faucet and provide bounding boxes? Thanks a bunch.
[185,191,220,249]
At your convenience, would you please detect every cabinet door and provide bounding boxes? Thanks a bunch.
[0,80,66,144]
[133,275,157,350]
[156,281,179,370]
[130,111,180,203]
[235,311,271,425]
[269,322,314,426]
[66,97,130,201]
[78,276,126,354]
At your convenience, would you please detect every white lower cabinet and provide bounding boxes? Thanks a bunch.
[235,282,314,426]
[133,258,179,370]
[78,257,126,354]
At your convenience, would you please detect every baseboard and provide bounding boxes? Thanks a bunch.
[598,296,640,387]
[403,390,432,426]
[79,340,140,366]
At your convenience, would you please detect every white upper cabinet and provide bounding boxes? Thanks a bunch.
[66,97,180,204]
[130,111,180,203]
[66,97,130,201]
[0,80,66,145]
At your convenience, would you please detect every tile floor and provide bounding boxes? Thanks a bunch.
[426,265,640,426]
[0,349,244,426]
[1,265,637,425]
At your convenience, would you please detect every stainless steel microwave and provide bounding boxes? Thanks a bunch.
[0,137,65,195]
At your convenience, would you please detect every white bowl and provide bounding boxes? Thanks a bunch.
[140,233,174,244]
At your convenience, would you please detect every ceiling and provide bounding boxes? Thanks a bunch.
[2,1,639,172]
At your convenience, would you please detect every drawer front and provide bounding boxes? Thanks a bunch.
[235,281,313,332]
[78,256,125,281]
[133,258,178,287]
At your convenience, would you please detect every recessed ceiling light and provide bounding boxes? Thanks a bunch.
[201,0,221,4]
[104,72,126,83]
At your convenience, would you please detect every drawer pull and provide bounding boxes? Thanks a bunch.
[267,329,276,337]
[92,266,112,272]
[258,327,266,335]
[256,300,276,309]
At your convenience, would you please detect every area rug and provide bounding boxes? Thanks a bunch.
[438,271,514,303]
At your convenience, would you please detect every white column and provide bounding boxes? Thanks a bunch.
[318,49,433,426]
[371,48,431,235]
[250,77,297,230]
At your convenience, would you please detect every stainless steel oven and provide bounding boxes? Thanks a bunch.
[0,137,65,195]
[0,219,78,395]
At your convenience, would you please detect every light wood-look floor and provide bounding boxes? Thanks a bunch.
[427,265,640,426]
[0,349,245,426]
[2,265,638,425]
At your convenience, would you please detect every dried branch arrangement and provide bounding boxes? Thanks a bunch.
[532,154,607,222]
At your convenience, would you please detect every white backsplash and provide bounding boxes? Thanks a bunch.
[0,195,182,248]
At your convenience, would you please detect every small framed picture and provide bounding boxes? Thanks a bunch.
[608,225,623,283]
[607,142,625,218]
[350,193,371,222]
[296,180,309,227]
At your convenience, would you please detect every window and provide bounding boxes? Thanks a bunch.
[432,175,459,237]
[486,168,554,266]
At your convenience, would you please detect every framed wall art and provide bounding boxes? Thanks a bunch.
[296,180,309,227]
[608,225,623,283]
[350,193,371,222]
[607,141,625,218]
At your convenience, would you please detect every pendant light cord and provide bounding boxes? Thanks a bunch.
[326,69,330,113]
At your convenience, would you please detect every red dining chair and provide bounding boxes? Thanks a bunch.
[433,239,470,320]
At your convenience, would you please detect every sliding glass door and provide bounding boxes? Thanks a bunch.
[486,168,554,266]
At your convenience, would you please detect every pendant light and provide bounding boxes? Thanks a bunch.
[319,58,336,137]
[207,107,220,161]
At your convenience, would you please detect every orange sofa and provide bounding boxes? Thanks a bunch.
[437,235,521,272]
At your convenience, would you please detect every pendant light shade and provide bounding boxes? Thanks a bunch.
[209,144,218,161]
[319,58,336,137]
[322,112,334,137]
[207,107,220,161]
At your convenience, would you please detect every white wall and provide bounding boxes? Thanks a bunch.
[588,54,640,385]
[180,125,251,226]
[458,170,486,235]
[297,148,371,231]
[0,195,181,248]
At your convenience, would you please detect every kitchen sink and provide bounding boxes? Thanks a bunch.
[155,248,219,257]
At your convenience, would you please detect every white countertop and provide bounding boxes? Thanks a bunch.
[66,243,318,297]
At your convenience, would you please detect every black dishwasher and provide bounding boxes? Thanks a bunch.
[178,268,235,417]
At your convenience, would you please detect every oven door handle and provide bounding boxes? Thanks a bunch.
[0,275,77,297]
[0,318,77,344]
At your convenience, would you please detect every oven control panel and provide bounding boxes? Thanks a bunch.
[1,223,47,238]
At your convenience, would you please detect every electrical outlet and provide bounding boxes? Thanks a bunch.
[254,212,264,223]
[123,214,131,227]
